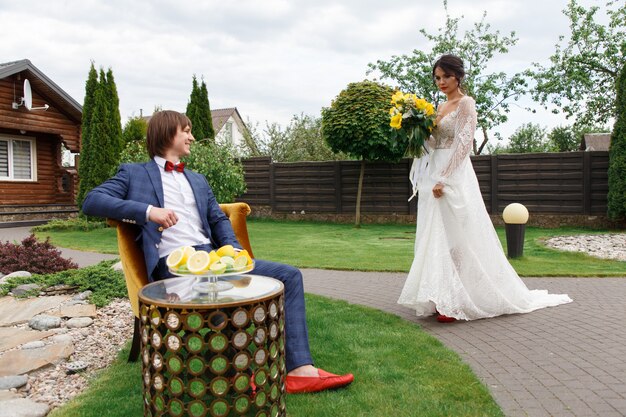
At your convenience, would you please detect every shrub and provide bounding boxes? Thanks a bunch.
[0,234,78,275]
[32,218,107,232]
[0,260,126,307]
[608,61,626,220]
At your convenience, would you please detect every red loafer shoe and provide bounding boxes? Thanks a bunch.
[286,369,354,394]
[436,313,457,323]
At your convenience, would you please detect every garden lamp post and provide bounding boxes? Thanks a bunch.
[502,203,529,258]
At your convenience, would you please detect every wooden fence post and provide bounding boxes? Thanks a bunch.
[269,162,275,213]
[334,162,342,214]
[490,154,499,214]
[583,151,591,215]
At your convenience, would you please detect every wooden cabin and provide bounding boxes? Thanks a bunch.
[0,60,82,226]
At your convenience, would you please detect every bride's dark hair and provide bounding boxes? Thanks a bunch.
[432,54,465,91]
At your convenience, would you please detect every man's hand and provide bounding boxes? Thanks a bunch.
[432,183,444,199]
[149,207,179,229]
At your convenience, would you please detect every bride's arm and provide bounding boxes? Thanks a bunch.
[435,97,477,183]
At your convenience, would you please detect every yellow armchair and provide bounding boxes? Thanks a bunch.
[107,202,254,361]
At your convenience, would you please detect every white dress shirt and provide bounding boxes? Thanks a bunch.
[152,156,211,258]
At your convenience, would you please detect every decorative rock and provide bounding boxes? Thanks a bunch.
[71,290,92,301]
[0,375,28,390]
[2,271,31,279]
[112,261,123,271]
[545,234,626,261]
[42,284,79,296]
[29,315,62,331]
[49,328,69,335]
[65,317,93,329]
[0,398,50,417]
[21,341,45,350]
[11,284,41,296]
[0,389,20,401]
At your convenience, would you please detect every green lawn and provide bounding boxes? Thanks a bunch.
[48,295,503,417]
[35,219,626,277]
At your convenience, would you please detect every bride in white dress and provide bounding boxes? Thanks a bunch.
[398,54,572,322]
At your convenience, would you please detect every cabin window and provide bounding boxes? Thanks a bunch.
[0,136,37,181]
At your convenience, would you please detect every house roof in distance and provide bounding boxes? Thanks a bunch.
[581,133,611,151]
[142,108,247,135]
[0,59,82,121]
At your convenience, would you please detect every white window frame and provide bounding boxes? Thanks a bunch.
[0,135,38,182]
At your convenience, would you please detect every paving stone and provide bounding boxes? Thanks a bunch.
[65,317,93,328]
[0,398,49,417]
[28,314,62,331]
[0,375,28,389]
[0,390,20,401]
[0,295,70,326]
[0,328,54,353]
[0,339,74,377]
[50,303,97,318]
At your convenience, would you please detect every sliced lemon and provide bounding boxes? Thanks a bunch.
[208,250,220,266]
[166,248,185,270]
[209,262,227,274]
[187,250,211,274]
[216,244,235,258]
[233,255,249,270]
[181,246,196,263]
[235,250,253,266]
[220,256,235,266]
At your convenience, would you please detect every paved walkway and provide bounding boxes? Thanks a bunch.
[302,269,626,417]
[2,227,625,416]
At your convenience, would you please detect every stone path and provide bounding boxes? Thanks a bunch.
[302,269,626,417]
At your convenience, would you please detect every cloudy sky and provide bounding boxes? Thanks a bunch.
[0,0,608,144]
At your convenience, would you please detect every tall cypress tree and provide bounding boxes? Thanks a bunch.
[76,65,124,212]
[76,63,98,209]
[199,79,215,140]
[105,68,124,166]
[607,62,626,220]
[186,76,214,141]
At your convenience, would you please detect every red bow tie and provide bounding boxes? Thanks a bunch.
[165,161,185,172]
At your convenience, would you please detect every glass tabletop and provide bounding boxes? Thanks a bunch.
[138,274,284,308]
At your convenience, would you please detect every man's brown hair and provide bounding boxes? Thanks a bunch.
[146,110,192,158]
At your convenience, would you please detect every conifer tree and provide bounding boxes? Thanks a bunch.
[76,63,98,208]
[186,75,215,141]
[607,62,626,220]
[105,68,124,161]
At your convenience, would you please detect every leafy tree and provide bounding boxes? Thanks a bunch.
[119,140,245,203]
[322,80,401,226]
[503,123,549,154]
[122,116,148,143]
[608,61,626,220]
[529,0,625,127]
[186,75,215,141]
[368,0,528,154]
[241,114,348,162]
[76,65,123,210]
[547,126,579,152]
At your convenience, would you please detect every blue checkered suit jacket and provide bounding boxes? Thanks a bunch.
[82,160,241,278]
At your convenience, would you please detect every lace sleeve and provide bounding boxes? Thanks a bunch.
[436,96,477,183]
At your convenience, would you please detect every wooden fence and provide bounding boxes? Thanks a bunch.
[237,152,609,216]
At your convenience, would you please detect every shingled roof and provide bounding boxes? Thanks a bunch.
[0,59,82,121]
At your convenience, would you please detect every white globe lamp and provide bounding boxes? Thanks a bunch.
[502,203,529,258]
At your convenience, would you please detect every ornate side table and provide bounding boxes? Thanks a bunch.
[138,275,286,417]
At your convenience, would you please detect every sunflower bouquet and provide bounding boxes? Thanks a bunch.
[389,91,437,158]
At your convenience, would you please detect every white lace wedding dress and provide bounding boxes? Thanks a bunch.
[398,96,572,320]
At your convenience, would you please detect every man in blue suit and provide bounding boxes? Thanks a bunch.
[83,110,353,393]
